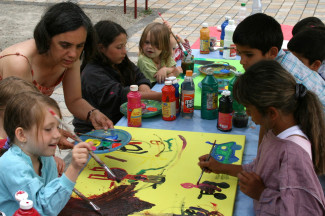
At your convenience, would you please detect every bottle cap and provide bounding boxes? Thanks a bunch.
[186,70,193,77]
[172,79,178,84]
[206,67,214,75]
[168,76,176,81]
[229,20,235,25]
[202,23,208,28]
[130,85,138,91]
[165,81,172,85]
[225,15,231,20]
[15,191,28,202]
[20,200,33,210]
[241,3,246,6]
[221,90,231,96]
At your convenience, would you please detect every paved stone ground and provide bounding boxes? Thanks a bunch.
[1,0,324,157]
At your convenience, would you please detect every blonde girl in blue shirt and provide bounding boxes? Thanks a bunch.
[0,92,93,216]
[138,22,182,84]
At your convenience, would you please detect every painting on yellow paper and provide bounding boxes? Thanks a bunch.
[59,126,245,216]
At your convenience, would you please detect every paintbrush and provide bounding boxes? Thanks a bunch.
[73,188,101,214]
[197,140,216,185]
[76,132,121,142]
[158,12,188,56]
[48,109,121,183]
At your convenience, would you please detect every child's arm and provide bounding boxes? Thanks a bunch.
[154,67,170,83]
[168,66,182,77]
[65,142,93,183]
[198,154,243,177]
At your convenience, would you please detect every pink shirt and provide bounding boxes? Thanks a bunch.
[243,129,325,215]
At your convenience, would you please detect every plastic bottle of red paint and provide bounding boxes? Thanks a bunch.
[127,85,142,127]
[13,191,40,216]
[162,80,176,121]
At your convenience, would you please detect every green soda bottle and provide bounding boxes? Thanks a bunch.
[201,68,218,119]
[228,72,248,127]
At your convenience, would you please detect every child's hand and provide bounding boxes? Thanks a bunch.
[154,67,168,83]
[54,156,65,177]
[175,34,185,44]
[58,128,76,149]
[173,66,183,77]
[198,154,223,174]
[238,171,265,200]
[70,141,93,171]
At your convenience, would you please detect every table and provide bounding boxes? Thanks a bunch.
[115,50,258,215]
[178,49,244,109]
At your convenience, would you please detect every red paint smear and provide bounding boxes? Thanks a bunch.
[109,181,115,189]
[147,107,158,112]
[128,142,142,145]
[112,143,121,148]
[105,155,127,162]
[16,191,25,194]
[211,202,217,207]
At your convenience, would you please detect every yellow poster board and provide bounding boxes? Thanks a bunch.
[59,126,245,216]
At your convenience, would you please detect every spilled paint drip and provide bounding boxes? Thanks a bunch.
[153,134,165,157]
[58,183,155,216]
[177,135,187,159]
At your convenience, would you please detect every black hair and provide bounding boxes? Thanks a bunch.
[233,13,283,55]
[34,2,96,62]
[82,20,137,86]
[288,27,325,65]
[292,17,325,36]
[233,60,325,174]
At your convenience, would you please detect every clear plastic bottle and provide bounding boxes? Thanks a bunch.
[181,70,195,119]
[162,80,176,121]
[252,0,262,14]
[228,73,248,128]
[201,68,218,119]
[127,85,142,127]
[219,16,231,56]
[217,90,233,132]
[223,20,237,60]
[200,23,210,54]
[238,3,247,24]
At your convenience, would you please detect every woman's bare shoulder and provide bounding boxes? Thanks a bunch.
[1,39,37,57]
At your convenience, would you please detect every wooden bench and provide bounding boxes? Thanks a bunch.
[124,0,148,19]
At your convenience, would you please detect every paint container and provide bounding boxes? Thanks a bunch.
[14,191,40,216]
[127,85,142,127]
[162,81,176,121]
[217,90,233,132]
[200,23,210,54]
[181,54,194,75]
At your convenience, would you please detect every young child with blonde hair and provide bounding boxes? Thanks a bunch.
[0,92,93,215]
[138,22,182,84]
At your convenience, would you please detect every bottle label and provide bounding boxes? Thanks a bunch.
[206,92,218,110]
[162,101,176,119]
[230,44,236,57]
[128,108,142,126]
[182,93,194,113]
[200,40,210,53]
[218,112,232,130]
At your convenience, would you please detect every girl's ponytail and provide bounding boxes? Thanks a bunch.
[294,87,325,175]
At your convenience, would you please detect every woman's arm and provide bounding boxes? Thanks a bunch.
[62,62,113,129]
